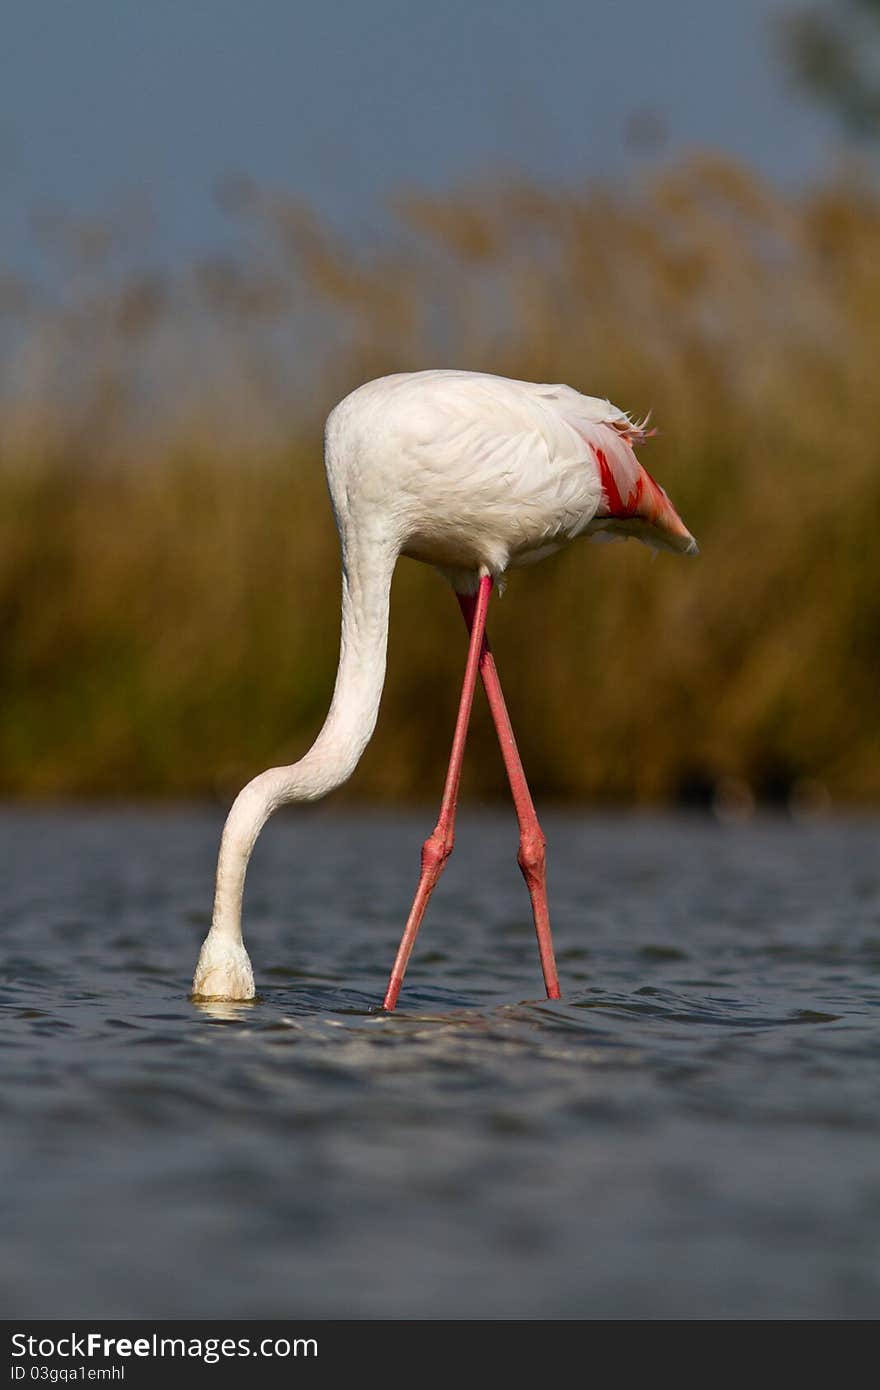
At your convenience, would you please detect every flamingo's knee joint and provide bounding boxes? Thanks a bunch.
[421,831,453,876]
[517,832,546,883]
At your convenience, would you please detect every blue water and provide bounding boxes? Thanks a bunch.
[1,807,878,1318]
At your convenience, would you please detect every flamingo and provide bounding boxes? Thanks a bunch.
[192,370,697,1008]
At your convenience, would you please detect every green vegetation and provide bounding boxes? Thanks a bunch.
[2,155,878,803]
[777,0,880,140]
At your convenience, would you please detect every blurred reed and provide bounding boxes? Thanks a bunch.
[1,153,878,805]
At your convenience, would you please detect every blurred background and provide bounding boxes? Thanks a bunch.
[2,0,878,809]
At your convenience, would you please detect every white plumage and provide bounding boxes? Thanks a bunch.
[325,370,694,591]
[193,370,696,1003]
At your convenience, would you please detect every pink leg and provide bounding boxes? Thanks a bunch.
[457,592,561,1001]
[382,574,493,1011]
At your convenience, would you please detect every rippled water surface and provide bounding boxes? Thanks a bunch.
[2,807,879,1318]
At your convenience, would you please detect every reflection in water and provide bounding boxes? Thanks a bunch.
[1,807,878,1319]
[190,997,257,1023]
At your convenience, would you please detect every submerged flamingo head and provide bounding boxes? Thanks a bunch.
[191,931,255,1001]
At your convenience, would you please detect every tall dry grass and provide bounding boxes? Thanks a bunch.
[2,154,878,804]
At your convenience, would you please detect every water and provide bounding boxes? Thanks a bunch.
[1,806,879,1319]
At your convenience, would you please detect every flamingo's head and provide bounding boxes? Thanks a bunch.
[191,930,255,1001]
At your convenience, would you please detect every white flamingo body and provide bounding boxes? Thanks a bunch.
[193,370,696,1003]
[327,370,693,585]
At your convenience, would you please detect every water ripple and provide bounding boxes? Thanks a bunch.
[1,807,879,1318]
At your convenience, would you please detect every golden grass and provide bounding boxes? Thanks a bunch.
[2,154,878,803]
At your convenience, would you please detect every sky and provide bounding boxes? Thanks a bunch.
[1,1,834,268]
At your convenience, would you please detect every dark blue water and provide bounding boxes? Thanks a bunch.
[1,807,879,1318]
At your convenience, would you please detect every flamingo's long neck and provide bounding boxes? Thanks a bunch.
[200,534,397,986]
